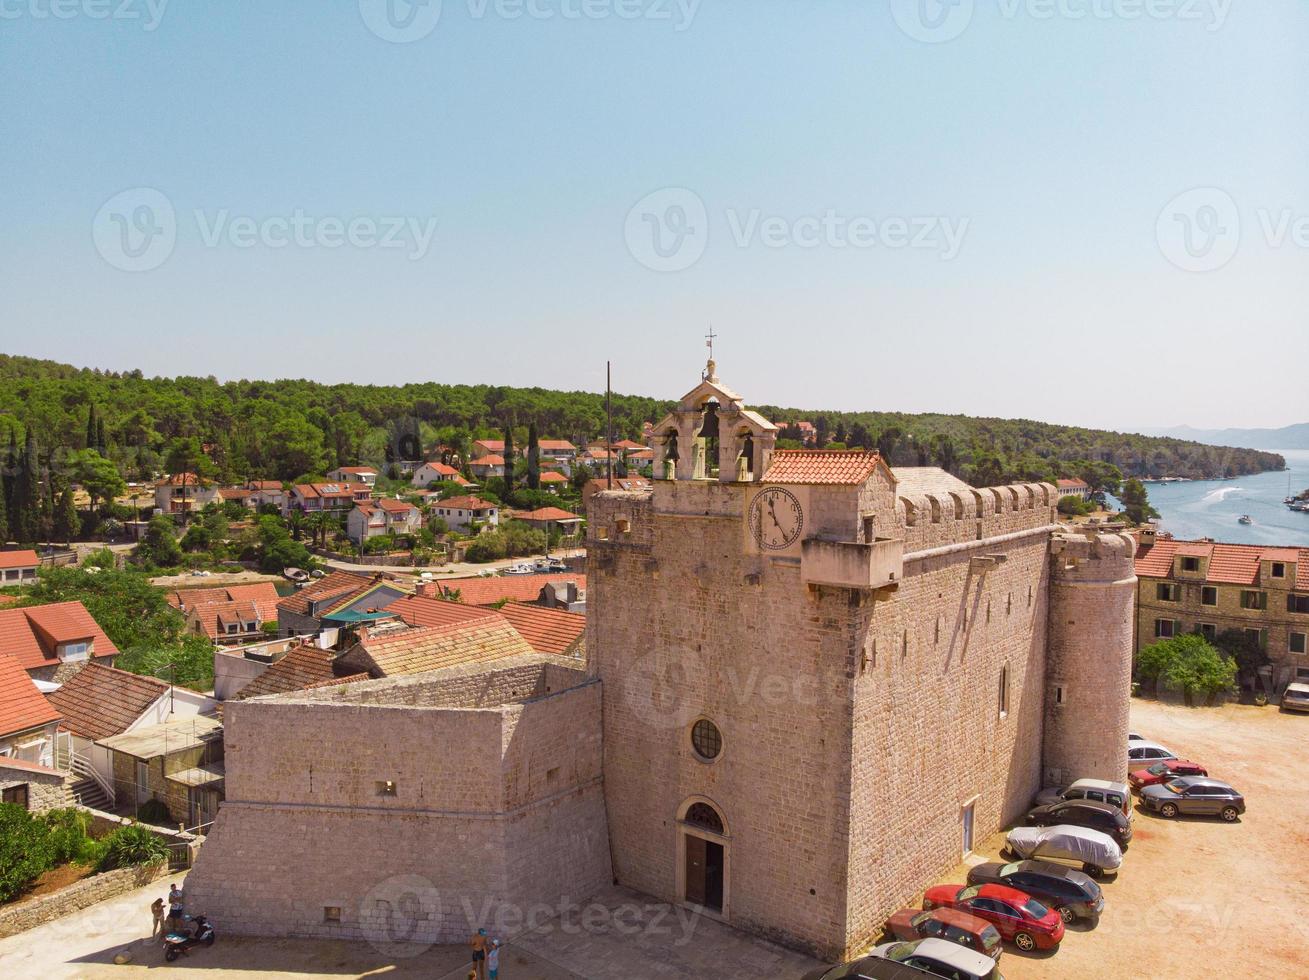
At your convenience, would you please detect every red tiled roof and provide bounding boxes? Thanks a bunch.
[45,662,169,741]
[375,498,418,514]
[470,455,506,466]
[167,583,281,610]
[333,467,378,475]
[474,439,506,452]
[294,482,370,499]
[191,598,281,640]
[434,496,497,511]
[0,652,61,738]
[354,619,534,677]
[612,439,647,450]
[0,550,40,570]
[248,480,284,491]
[430,573,586,607]
[1134,537,1309,587]
[493,603,585,656]
[0,603,118,672]
[158,472,208,487]
[389,594,503,630]
[0,756,64,776]
[275,571,374,616]
[237,646,342,700]
[1134,538,1178,578]
[585,478,652,495]
[515,507,581,522]
[539,472,569,483]
[763,450,883,486]
[538,440,577,452]
[422,462,461,476]
[1056,478,1089,489]
[298,673,370,692]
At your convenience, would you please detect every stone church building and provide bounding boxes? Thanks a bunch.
[187,363,1135,962]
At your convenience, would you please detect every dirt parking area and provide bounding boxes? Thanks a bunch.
[929,699,1309,980]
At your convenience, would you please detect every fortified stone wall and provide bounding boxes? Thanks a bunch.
[590,485,857,958]
[185,663,610,944]
[845,533,1051,952]
[894,482,1058,553]
[1044,530,1137,784]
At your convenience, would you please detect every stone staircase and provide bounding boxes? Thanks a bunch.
[71,777,111,811]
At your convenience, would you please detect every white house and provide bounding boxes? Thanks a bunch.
[328,466,379,488]
[347,499,423,545]
[431,495,499,534]
[411,461,470,489]
[155,473,221,518]
[1056,478,1093,502]
[0,549,40,586]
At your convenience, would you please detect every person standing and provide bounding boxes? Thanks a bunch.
[166,883,185,933]
[487,938,501,980]
[468,928,489,980]
[150,897,165,939]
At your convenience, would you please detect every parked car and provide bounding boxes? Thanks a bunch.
[535,558,569,572]
[921,883,1064,952]
[802,957,958,980]
[965,860,1103,925]
[1280,682,1309,713]
[1004,824,1122,879]
[1128,731,1144,741]
[1128,760,1208,791]
[884,907,1002,959]
[869,938,1003,980]
[501,563,535,575]
[1024,799,1132,848]
[1033,779,1132,820]
[1127,740,1177,770]
[1139,777,1245,821]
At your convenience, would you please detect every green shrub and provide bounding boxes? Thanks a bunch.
[1134,633,1237,703]
[136,799,172,826]
[97,825,168,871]
[40,808,94,864]
[0,804,56,902]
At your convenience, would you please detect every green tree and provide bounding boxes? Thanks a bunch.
[85,403,98,452]
[0,470,7,543]
[53,479,80,542]
[12,431,41,544]
[526,422,540,491]
[136,514,183,568]
[1135,633,1237,704]
[503,426,515,494]
[1213,628,1269,682]
[70,449,126,514]
[256,514,312,572]
[1119,478,1159,526]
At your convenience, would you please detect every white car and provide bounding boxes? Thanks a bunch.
[1127,739,1177,769]
[501,563,535,575]
[1006,824,1122,879]
[870,937,1001,980]
[1281,682,1309,713]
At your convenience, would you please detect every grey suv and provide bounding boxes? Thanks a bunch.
[1139,777,1245,821]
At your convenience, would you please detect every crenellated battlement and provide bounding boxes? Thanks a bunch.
[895,481,1059,551]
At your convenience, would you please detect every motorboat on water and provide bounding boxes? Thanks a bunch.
[1238,514,1254,525]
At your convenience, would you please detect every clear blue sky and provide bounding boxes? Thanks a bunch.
[2,1,1305,431]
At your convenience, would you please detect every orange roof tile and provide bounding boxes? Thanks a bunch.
[1134,537,1309,587]
[388,595,503,630]
[0,603,118,672]
[471,455,506,466]
[763,450,884,486]
[434,496,497,511]
[275,571,374,617]
[493,603,585,656]
[0,550,40,570]
[537,440,577,451]
[45,663,169,741]
[1056,478,1089,489]
[354,619,534,676]
[0,652,61,738]
[539,472,569,483]
[237,646,342,699]
[515,507,582,522]
[428,573,586,607]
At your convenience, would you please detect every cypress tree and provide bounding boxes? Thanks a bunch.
[0,474,7,543]
[86,404,98,450]
[54,480,79,543]
[526,422,540,491]
[14,432,40,544]
[3,428,16,518]
[503,426,515,494]
[96,417,108,455]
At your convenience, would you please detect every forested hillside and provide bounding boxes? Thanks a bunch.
[0,354,1284,489]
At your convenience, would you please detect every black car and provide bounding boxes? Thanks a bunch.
[1024,798,1132,848]
[967,858,1104,924]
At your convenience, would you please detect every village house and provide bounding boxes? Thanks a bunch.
[287,481,372,516]
[275,571,411,637]
[166,584,283,645]
[45,662,217,812]
[0,602,118,683]
[513,506,584,539]
[0,756,71,813]
[416,573,587,613]
[0,549,40,586]
[230,645,367,701]
[246,480,287,512]
[411,461,470,488]
[1133,528,1309,689]
[468,454,506,480]
[155,473,222,518]
[0,651,67,778]
[327,465,379,487]
[471,438,507,458]
[98,714,224,828]
[431,495,499,534]
[537,439,578,473]
[1056,477,1092,502]
[346,498,422,545]
[538,470,570,491]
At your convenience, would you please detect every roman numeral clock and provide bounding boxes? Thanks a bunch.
[748,486,805,551]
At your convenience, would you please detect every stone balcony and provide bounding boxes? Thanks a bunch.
[801,537,904,591]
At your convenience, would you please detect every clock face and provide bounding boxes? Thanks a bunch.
[749,487,804,550]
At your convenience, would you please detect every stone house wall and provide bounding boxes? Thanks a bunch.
[0,862,168,939]
[0,766,71,812]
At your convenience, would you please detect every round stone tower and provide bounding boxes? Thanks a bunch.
[1043,529,1137,786]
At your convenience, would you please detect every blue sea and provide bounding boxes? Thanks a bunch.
[1112,449,1309,546]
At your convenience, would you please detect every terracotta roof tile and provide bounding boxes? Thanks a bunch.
[1056,478,1089,489]
[0,652,61,737]
[515,507,582,522]
[45,662,169,741]
[537,440,577,451]
[1133,539,1178,578]
[433,496,497,511]
[470,455,506,466]
[763,449,884,486]
[427,573,586,607]
[237,647,342,699]
[1134,537,1309,588]
[276,571,374,617]
[0,603,118,672]
[492,603,585,656]
[355,619,534,676]
[539,472,569,483]
[0,550,39,570]
[389,595,504,630]
[0,756,64,776]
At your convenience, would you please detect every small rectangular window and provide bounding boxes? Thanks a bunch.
[1156,583,1179,602]
[1288,594,1309,615]
[1180,556,1200,572]
[998,665,1009,718]
[1244,628,1264,648]
[1291,632,1307,655]
[1053,684,1065,706]
[1198,623,1217,641]
[1202,586,1217,606]
[1271,562,1286,578]
[376,780,397,797]
[1241,591,1267,611]
[1155,619,1175,639]
[323,906,342,923]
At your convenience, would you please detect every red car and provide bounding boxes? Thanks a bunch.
[1129,759,1209,790]
[885,906,1003,960]
[922,883,1065,952]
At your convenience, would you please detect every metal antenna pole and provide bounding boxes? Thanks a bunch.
[606,361,613,489]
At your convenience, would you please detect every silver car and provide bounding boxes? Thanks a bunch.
[1281,682,1309,713]
[1005,824,1123,879]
